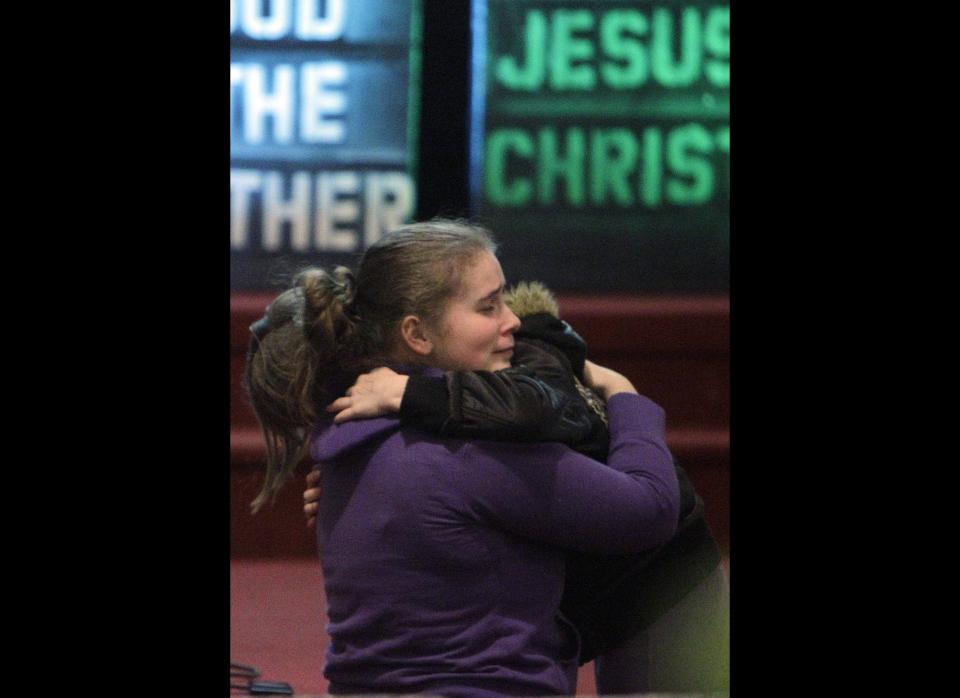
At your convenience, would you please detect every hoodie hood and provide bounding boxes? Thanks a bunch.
[310,365,445,462]
[310,415,402,462]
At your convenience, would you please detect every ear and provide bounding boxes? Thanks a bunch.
[399,315,434,357]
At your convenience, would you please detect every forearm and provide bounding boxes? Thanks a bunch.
[467,393,680,555]
[601,392,680,546]
[401,368,594,443]
[553,392,679,553]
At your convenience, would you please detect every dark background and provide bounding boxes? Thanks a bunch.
[61,0,879,694]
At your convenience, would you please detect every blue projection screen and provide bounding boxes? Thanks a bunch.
[230,0,421,290]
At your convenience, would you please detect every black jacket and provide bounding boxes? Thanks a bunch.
[399,313,721,662]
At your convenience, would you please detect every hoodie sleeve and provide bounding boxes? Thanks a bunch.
[452,393,681,555]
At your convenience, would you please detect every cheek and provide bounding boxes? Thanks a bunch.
[459,320,498,355]
[447,314,494,343]
[480,319,503,348]
[437,317,501,368]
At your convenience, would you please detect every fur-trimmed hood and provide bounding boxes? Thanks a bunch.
[504,281,590,381]
[503,281,560,319]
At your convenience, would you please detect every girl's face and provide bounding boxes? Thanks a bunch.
[428,251,521,371]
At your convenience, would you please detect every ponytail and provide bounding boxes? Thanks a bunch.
[244,265,359,513]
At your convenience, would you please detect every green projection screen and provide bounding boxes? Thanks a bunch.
[472,0,729,293]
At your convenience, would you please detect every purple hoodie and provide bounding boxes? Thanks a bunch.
[311,390,679,697]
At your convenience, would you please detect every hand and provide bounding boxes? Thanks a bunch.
[304,467,321,529]
[325,367,410,424]
[582,359,637,400]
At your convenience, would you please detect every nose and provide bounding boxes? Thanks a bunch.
[502,305,521,335]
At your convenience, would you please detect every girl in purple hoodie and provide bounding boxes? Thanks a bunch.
[304,282,729,694]
[244,219,682,697]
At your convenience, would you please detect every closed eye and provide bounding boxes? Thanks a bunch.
[478,286,505,314]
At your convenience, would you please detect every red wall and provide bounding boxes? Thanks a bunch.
[231,293,729,557]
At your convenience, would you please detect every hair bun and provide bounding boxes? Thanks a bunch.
[295,266,357,350]
[331,266,356,308]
